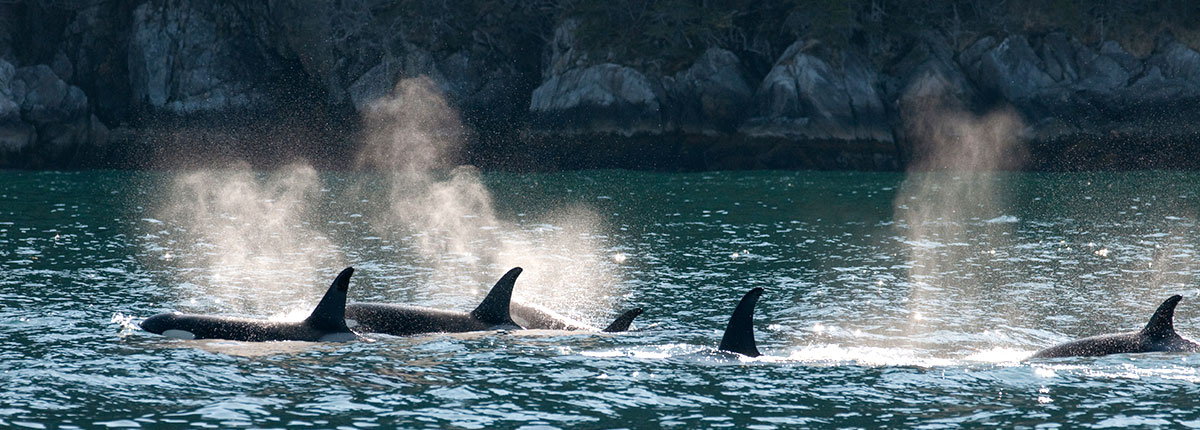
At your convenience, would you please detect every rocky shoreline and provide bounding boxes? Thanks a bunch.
[2,2,1199,171]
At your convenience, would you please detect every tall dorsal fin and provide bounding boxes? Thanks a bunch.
[602,308,644,333]
[470,267,521,325]
[718,288,763,357]
[1142,295,1183,339]
[305,267,354,330]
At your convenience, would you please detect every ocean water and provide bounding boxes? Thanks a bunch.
[4,169,1200,428]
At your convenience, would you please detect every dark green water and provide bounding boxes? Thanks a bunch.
[5,169,1200,428]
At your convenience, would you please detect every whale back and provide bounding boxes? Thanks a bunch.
[1141,295,1183,340]
[470,267,522,326]
[718,288,763,357]
[304,267,354,331]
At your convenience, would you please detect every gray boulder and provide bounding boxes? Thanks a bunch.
[888,31,982,160]
[891,31,976,112]
[1132,36,1200,100]
[0,59,19,122]
[347,42,521,117]
[0,60,105,165]
[0,59,33,154]
[530,63,665,136]
[959,35,1056,103]
[958,32,1200,138]
[741,42,891,143]
[16,65,91,160]
[666,48,753,135]
[16,65,87,125]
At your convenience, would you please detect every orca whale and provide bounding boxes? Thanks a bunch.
[510,301,644,332]
[141,267,358,342]
[344,267,525,336]
[1031,295,1200,359]
[717,287,764,357]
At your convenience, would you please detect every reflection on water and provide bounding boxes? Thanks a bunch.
[4,170,1200,427]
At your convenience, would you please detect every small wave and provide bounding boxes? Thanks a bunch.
[963,347,1033,363]
[582,343,700,360]
[784,344,958,367]
[984,215,1019,224]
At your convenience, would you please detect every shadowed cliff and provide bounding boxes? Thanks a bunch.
[1,0,1198,171]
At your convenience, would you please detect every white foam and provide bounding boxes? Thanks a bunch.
[784,344,957,367]
[984,215,1019,224]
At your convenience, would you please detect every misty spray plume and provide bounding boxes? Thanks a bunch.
[359,77,623,321]
[154,163,344,316]
[893,78,1027,339]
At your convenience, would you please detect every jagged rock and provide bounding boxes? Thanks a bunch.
[0,59,33,155]
[0,60,102,165]
[0,59,19,121]
[59,2,135,122]
[348,49,442,111]
[544,20,586,77]
[960,35,1056,103]
[262,0,383,107]
[666,48,753,135]
[958,32,1200,140]
[891,31,976,111]
[16,64,91,161]
[346,42,520,118]
[1132,35,1200,100]
[15,65,87,125]
[127,0,268,114]
[530,63,664,136]
[888,31,983,163]
[51,51,73,82]
[531,20,666,136]
[741,42,891,142]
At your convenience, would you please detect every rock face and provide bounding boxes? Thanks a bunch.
[264,1,527,117]
[0,60,34,155]
[530,64,665,135]
[530,31,895,169]
[0,60,105,167]
[127,1,267,114]
[530,41,755,138]
[957,32,1200,138]
[667,48,754,135]
[3,1,1200,170]
[740,43,891,143]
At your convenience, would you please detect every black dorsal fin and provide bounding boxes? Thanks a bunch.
[305,267,354,330]
[718,288,764,357]
[602,308,644,333]
[1142,295,1183,339]
[470,267,521,325]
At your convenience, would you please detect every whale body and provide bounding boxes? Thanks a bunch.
[717,287,764,357]
[344,267,524,336]
[141,267,358,342]
[1031,295,1200,359]
[510,301,643,333]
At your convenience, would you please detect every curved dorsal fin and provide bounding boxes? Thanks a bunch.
[470,267,521,325]
[601,308,644,333]
[305,267,354,330]
[1142,295,1183,339]
[718,288,764,357]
